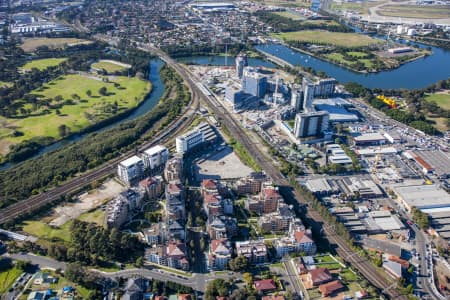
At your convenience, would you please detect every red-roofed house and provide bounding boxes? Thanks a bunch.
[254,279,277,293]
[202,179,218,196]
[307,268,333,286]
[319,280,344,297]
[154,296,166,300]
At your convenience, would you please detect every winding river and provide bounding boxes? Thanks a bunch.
[0,59,165,171]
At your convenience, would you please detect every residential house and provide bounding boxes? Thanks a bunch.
[139,176,164,200]
[307,268,333,286]
[122,278,146,300]
[254,279,277,293]
[165,182,186,222]
[235,172,267,195]
[319,280,344,297]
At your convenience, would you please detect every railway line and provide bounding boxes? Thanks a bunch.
[0,68,199,225]
[182,65,406,299]
[0,40,406,299]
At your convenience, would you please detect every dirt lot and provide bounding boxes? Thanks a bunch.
[195,146,254,180]
[49,178,125,226]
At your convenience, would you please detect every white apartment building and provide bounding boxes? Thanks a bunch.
[117,155,144,184]
[141,145,169,170]
[175,129,204,153]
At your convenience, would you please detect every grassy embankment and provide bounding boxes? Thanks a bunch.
[91,60,131,73]
[424,92,450,131]
[20,58,68,72]
[0,74,150,154]
[0,267,22,294]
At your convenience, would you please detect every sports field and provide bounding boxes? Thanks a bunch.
[20,38,92,52]
[0,74,150,151]
[274,30,382,47]
[378,5,450,19]
[425,92,450,110]
[20,58,68,71]
[91,60,131,73]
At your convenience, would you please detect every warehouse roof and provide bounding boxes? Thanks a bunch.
[394,184,450,210]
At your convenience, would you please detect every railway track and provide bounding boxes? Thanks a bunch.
[0,70,199,225]
[183,66,406,299]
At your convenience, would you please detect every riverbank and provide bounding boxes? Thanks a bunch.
[255,43,450,89]
[0,60,165,170]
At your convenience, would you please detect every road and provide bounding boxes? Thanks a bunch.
[173,60,405,299]
[0,60,199,225]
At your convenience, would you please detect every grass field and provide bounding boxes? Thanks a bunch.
[0,74,150,152]
[347,51,368,58]
[259,0,311,8]
[20,38,91,52]
[273,11,304,20]
[274,30,382,47]
[77,209,105,226]
[0,267,22,294]
[20,58,68,72]
[22,220,72,242]
[91,60,131,73]
[425,92,450,110]
[377,5,450,19]
[326,52,374,69]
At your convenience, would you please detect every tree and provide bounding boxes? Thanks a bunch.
[135,256,144,268]
[15,260,33,272]
[58,124,68,137]
[243,272,253,286]
[99,86,107,96]
[86,90,92,97]
[228,255,248,271]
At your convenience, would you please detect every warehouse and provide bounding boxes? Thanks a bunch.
[353,132,386,146]
[393,184,450,212]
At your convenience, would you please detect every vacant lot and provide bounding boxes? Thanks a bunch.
[378,5,450,19]
[330,0,386,14]
[425,92,450,110]
[274,30,382,47]
[196,146,254,180]
[50,178,125,226]
[0,74,150,152]
[21,38,92,52]
[20,58,68,71]
[261,0,311,8]
[91,60,131,73]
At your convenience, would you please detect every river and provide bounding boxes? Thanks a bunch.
[0,59,165,171]
[255,42,450,89]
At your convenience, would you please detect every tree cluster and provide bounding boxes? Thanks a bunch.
[255,11,351,33]
[46,220,144,265]
[0,64,190,208]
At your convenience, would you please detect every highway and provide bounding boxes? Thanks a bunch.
[0,60,199,225]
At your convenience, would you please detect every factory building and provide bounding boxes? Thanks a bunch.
[117,156,144,185]
[242,67,267,99]
[293,111,330,138]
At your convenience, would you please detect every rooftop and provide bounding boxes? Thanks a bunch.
[120,155,142,167]
[394,184,450,209]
